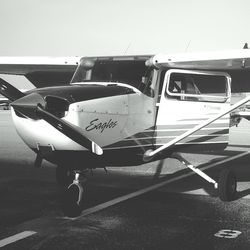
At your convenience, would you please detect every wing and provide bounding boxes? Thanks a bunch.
[149,49,250,70]
[0,57,80,88]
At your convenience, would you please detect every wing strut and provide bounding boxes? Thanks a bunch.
[144,95,250,161]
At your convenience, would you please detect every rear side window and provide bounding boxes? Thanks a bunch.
[165,70,231,102]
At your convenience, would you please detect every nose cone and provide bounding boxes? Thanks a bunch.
[11,92,45,119]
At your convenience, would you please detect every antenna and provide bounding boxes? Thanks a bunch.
[185,40,191,52]
[123,41,132,55]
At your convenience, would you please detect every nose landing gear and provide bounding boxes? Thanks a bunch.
[62,171,87,217]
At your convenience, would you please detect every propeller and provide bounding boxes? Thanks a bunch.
[0,78,25,101]
[0,78,103,156]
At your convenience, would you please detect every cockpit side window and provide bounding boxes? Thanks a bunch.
[165,70,230,103]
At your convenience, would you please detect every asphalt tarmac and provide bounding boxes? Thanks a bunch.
[1,110,250,249]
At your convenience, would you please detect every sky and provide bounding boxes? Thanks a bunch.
[0,0,250,57]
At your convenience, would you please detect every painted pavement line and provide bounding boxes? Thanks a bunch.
[0,231,37,248]
[67,150,250,220]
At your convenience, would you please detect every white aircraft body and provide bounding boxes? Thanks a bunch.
[1,50,250,217]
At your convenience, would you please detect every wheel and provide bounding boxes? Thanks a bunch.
[56,166,74,187]
[62,183,84,217]
[218,169,237,201]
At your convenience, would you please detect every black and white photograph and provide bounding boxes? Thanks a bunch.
[1,0,250,249]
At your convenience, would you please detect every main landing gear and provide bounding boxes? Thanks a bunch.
[172,153,237,202]
[218,168,237,201]
[56,166,87,217]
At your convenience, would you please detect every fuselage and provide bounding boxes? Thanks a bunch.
[10,56,232,169]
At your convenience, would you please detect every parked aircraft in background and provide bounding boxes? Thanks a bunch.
[1,50,250,217]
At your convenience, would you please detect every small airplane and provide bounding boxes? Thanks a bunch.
[1,50,250,217]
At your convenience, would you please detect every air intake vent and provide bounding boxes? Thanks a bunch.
[45,95,69,118]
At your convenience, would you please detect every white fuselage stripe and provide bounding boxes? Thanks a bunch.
[123,134,229,141]
[153,127,229,132]
[104,141,228,150]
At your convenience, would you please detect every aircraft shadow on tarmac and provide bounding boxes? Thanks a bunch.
[1,144,250,226]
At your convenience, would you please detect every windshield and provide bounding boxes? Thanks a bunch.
[71,59,149,90]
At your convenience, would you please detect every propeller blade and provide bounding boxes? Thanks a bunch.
[0,78,25,101]
[36,104,103,155]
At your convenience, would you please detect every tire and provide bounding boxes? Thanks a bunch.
[56,166,74,187]
[62,184,83,217]
[218,169,237,201]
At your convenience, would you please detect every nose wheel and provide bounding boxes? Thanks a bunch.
[62,171,87,217]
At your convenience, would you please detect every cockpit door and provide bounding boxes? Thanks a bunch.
[155,69,231,153]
